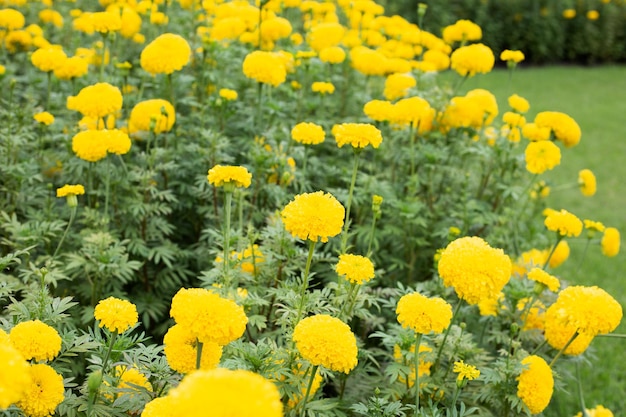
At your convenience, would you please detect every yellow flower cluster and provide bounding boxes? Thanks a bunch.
[517,298,546,330]
[527,267,560,292]
[207,165,252,188]
[141,396,174,417]
[442,19,482,44]
[500,49,525,63]
[575,405,614,417]
[170,287,248,346]
[53,56,89,80]
[281,191,345,243]
[311,81,335,94]
[219,88,238,101]
[66,82,123,119]
[534,111,581,147]
[393,343,432,387]
[450,43,494,77]
[396,292,453,334]
[128,99,176,135]
[601,227,620,257]
[71,129,131,162]
[0,330,31,409]
[291,122,325,145]
[306,22,345,51]
[335,253,375,284]
[293,314,358,373]
[545,303,594,355]
[440,89,498,129]
[578,168,597,196]
[163,324,222,373]
[332,122,383,149]
[94,297,138,333]
[33,111,54,125]
[524,140,561,174]
[453,360,480,381]
[242,50,287,87]
[0,8,25,30]
[319,46,346,64]
[9,320,62,361]
[17,364,65,417]
[544,209,583,237]
[438,236,512,305]
[516,355,554,414]
[140,33,191,75]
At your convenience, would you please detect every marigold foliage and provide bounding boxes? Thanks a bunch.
[335,253,375,284]
[0,332,31,409]
[66,82,122,119]
[291,122,325,145]
[280,191,345,243]
[140,33,191,75]
[169,368,283,417]
[396,292,453,334]
[333,122,383,149]
[544,209,583,237]
[516,355,554,414]
[293,314,358,373]
[438,236,512,305]
[601,227,620,257]
[163,324,223,373]
[17,364,65,417]
[94,297,138,333]
[128,99,176,134]
[9,320,61,362]
[207,165,252,188]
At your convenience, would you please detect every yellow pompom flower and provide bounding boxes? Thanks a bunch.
[170,288,248,346]
[363,100,394,122]
[31,47,67,72]
[563,9,576,19]
[140,33,191,75]
[383,72,415,101]
[601,227,620,257]
[141,396,175,417]
[453,360,480,381]
[502,111,526,128]
[306,22,345,51]
[106,129,131,155]
[280,191,345,243]
[396,292,453,334]
[94,297,138,333]
[56,184,84,207]
[335,254,375,284]
[207,165,252,188]
[438,236,512,305]
[17,364,65,417]
[291,122,325,145]
[34,111,54,126]
[311,81,335,94]
[0,334,31,409]
[66,82,123,119]
[578,169,596,197]
[550,239,570,268]
[500,49,525,63]
[293,314,358,373]
[319,46,346,64]
[545,304,594,355]
[9,320,62,362]
[219,88,238,101]
[516,355,553,414]
[575,405,614,417]
[524,140,561,174]
[442,19,482,44]
[527,267,560,292]
[242,50,287,87]
[508,93,530,113]
[71,130,109,162]
[53,56,89,80]
[522,123,551,141]
[544,209,583,237]
[0,8,25,30]
[90,11,121,33]
[450,43,494,77]
[534,111,581,147]
[587,10,600,21]
[169,369,283,417]
[163,324,223,373]
[128,99,176,135]
[332,123,383,149]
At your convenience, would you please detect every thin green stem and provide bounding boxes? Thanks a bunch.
[339,282,359,321]
[366,214,378,257]
[576,361,591,417]
[196,339,204,370]
[299,364,318,417]
[543,234,564,270]
[414,332,423,416]
[223,191,233,286]
[45,71,52,109]
[530,339,548,355]
[549,330,579,367]
[576,239,591,270]
[99,34,108,82]
[255,82,263,132]
[294,240,316,325]
[340,151,361,253]
[596,333,626,338]
[104,156,111,222]
[52,206,77,259]
[101,331,118,374]
[433,300,462,372]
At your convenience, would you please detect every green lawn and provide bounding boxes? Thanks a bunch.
[463,65,626,415]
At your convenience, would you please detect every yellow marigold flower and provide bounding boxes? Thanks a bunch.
[128,99,176,135]
[170,288,248,346]
[90,11,121,33]
[527,267,560,292]
[438,236,512,305]
[393,343,432,387]
[311,81,335,94]
[210,17,247,42]
[293,314,358,373]
[396,292,453,334]
[39,9,63,28]
[67,82,123,119]
[453,360,480,381]
[335,254,375,284]
[442,19,482,44]
[522,122,551,141]
[422,49,451,71]
[307,22,345,51]
[142,396,175,417]
[106,129,131,155]
[584,219,605,234]
[500,49,525,63]
[516,355,553,414]
[545,303,594,355]
[236,244,264,274]
[383,72,415,101]
[601,227,620,257]
[502,111,525,127]
[575,405,614,417]
[10,320,62,362]
[534,111,581,147]
[554,285,622,336]
[524,141,561,174]
[17,364,64,417]
[0,334,31,409]
[53,56,88,80]
[207,165,252,188]
[291,122,325,145]
[0,8,25,30]
[34,111,54,126]
[363,99,394,122]
[578,169,596,196]
[350,46,389,76]
[242,50,287,87]
[219,88,238,101]
[280,191,345,243]
[107,4,141,39]
[563,8,576,19]
[31,46,67,72]
[71,130,109,162]
[94,297,138,333]
[163,324,222,373]
[319,46,346,64]
[450,43,494,77]
[333,122,383,149]
[169,369,283,417]
[517,298,545,330]
[114,366,152,397]
[140,33,191,75]
[544,209,583,237]
[587,10,600,20]
[260,16,292,43]
[508,93,530,113]
[56,184,85,198]
[478,291,503,317]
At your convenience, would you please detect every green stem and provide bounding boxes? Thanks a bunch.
[45,71,52,109]
[104,156,111,222]
[299,364,318,417]
[530,339,548,355]
[450,383,461,413]
[576,361,590,417]
[167,73,175,108]
[196,339,204,370]
[255,82,263,132]
[576,239,591,270]
[596,333,626,338]
[433,300,462,372]
[339,281,359,321]
[414,332,423,416]
[223,191,233,286]
[549,330,579,367]
[543,234,564,269]
[99,34,107,82]
[101,331,118,374]
[52,206,77,259]
[294,240,316,325]
[366,214,378,257]
[340,151,361,253]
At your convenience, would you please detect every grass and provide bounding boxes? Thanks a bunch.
[463,65,626,415]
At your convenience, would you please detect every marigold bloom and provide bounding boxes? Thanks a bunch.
[350,46,389,76]
[383,72,415,101]
[140,33,191,75]
[522,122,551,141]
[53,56,88,80]
[319,46,346,64]
[335,254,375,284]
[169,369,283,417]
[0,8,25,30]
[534,111,581,147]
[396,292,453,334]
[527,268,560,292]
[291,122,325,145]
[307,22,345,51]
[601,227,620,257]
[393,343,432,387]
[34,111,54,126]
[575,405,614,417]
[563,9,576,19]
[524,141,561,174]
[584,219,605,234]
[363,99,394,122]
[90,11,121,33]
[71,130,109,162]
[9,320,62,362]
[0,335,31,409]
[333,123,383,149]
[544,209,583,237]
[438,237,512,305]
[219,88,238,101]
[544,304,594,355]
[450,43,494,77]
[236,244,265,274]
[293,314,358,373]
[94,297,138,333]
[442,19,482,44]
[286,365,323,408]
[578,169,596,196]
[107,4,141,38]
[31,47,67,72]
[517,298,546,330]
[207,165,252,188]
[311,81,335,94]
[508,94,530,113]
[142,396,175,417]
[587,10,600,20]
[280,191,345,243]
[170,288,248,346]
[453,360,480,381]
[17,364,64,417]
[67,82,122,119]
[502,111,526,127]
[128,99,176,135]
[114,366,152,397]
[163,324,223,373]
[242,50,287,87]
[516,355,553,414]
[500,49,525,63]
[106,129,131,155]
[549,240,570,268]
